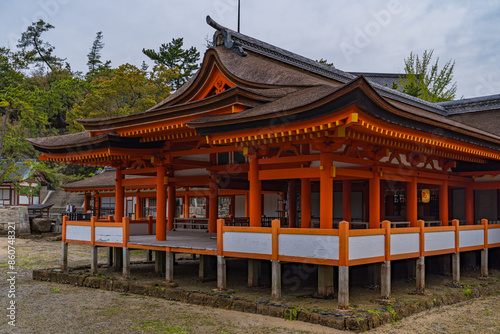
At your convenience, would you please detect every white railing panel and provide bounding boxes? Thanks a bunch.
[459,229,484,248]
[66,225,91,242]
[391,233,419,255]
[349,235,384,260]
[488,228,500,245]
[223,232,272,255]
[425,231,454,252]
[95,226,123,243]
[279,234,339,260]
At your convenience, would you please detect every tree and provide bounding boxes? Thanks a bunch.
[87,31,111,76]
[17,20,65,71]
[67,64,179,132]
[317,58,334,67]
[393,50,457,103]
[142,38,200,90]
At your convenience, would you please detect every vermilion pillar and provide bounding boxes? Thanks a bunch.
[301,179,311,228]
[439,180,449,226]
[249,156,261,227]
[184,194,189,218]
[156,167,167,241]
[369,172,380,228]
[115,168,124,223]
[167,185,175,231]
[209,177,218,233]
[465,183,474,224]
[407,176,418,227]
[288,180,297,228]
[320,153,333,229]
[342,180,352,222]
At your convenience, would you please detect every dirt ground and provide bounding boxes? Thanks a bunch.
[1,236,499,333]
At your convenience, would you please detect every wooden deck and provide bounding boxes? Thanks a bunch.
[128,231,217,251]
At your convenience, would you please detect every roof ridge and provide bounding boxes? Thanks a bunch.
[206,16,447,116]
[206,15,356,84]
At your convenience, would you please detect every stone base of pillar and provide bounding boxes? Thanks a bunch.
[317,265,334,298]
[123,247,130,279]
[248,259,261,287]
[271,261,281,301]
[452,252,460,285]
[165,251,174,282]
[481,249,488,277]
[217,256,226,291]
[90,245,98,274]
[416,257,425,292]
[338,266,349,309]
[381,261,391,299]
[61,242,68,271]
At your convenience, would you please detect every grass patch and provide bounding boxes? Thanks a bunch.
[50,287,61,293]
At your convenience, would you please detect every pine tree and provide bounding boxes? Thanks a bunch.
[142,38,200,90]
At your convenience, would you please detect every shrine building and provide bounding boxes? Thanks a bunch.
[27,16,500,309]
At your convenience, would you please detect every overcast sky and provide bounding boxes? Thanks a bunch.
[1,0,499,99]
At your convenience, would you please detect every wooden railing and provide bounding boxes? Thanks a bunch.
[217,218,500,267]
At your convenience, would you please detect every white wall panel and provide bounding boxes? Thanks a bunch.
[488,228,500,245]
[459,229,484,248]
[223,232,272,255]
[425,231,454,252]
[95,226,123,243]
[391,233,419,255]
[349,235,384,260]
[279,234,339,260]
[66,225,91,242]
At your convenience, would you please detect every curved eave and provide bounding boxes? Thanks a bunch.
[193,76,500,151]
[77,86,278,132]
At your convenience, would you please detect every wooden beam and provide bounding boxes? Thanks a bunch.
[259,167,320,180]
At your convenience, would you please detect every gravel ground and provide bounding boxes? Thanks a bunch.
[1,236,499,333]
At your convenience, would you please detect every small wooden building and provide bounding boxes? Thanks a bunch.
[27,16,500,308]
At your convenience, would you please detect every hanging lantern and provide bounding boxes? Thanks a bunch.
[421,189,431,203]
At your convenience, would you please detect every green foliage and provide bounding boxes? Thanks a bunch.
[67,64,178,132]
[317,58,334,67]
[0,20,198,188]
[87,31,112,78]
[394,49,457,102]
[17,20,65,71]
[142,37,200,90]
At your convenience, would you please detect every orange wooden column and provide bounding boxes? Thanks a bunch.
[249,156,262,227]
[156,166,167,241]
[320,153,333,229]
[184,194,189,218]
[167,184,175,232]
[342,180,352,222]
[465,183,474,225]
[115,168,124,223]
[439,180,449,226]
[369,172,380,228]
[407,176,418,227]
[208,177,218,233]
[301,179,311,228]
[288,180,297,228]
